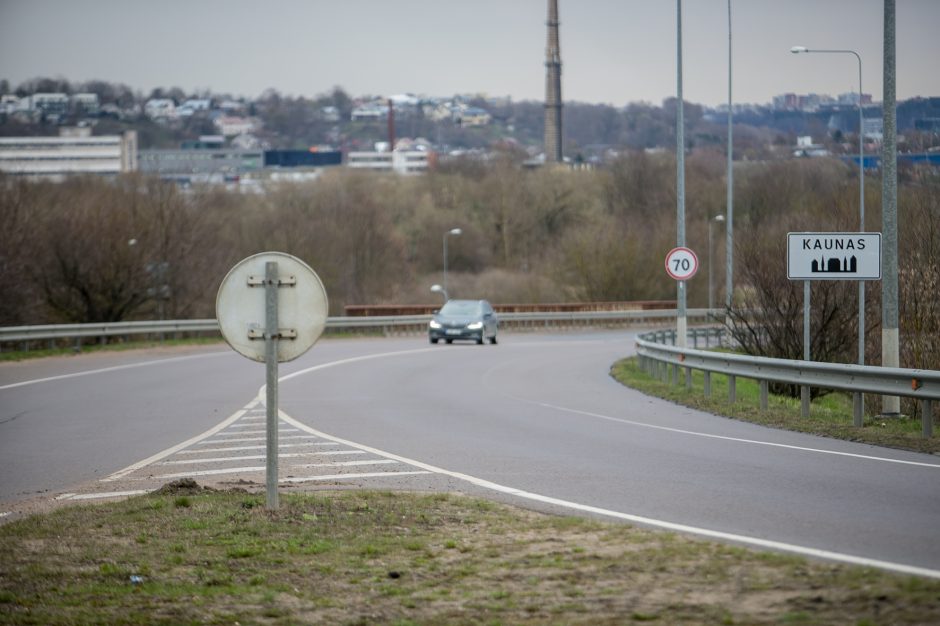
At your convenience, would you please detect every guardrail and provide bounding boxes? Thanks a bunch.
[636,329,940,438]
[0,309,719,351]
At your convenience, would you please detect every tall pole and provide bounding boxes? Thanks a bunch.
[676,0,687,348]
[726,0,734,313]
[882,0,900,415]
[443,228,461,300]
[790,46,865,418]
[544,0,563,163]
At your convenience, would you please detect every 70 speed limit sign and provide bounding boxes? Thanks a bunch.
[665,247,699,280]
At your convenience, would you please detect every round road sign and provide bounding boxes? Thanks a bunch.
[665,247,699,281]
[216,252,328,363]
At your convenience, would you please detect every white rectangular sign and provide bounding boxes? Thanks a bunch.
[787,232,882,280]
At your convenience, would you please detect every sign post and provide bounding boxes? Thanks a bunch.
[665,247,699,348]
[217,252,328,510]
[787,232,882,423]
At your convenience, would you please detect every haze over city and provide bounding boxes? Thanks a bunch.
[1,0,938,107]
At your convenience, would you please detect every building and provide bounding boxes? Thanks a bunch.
[137,147,265,184]
[347,150,432,174]
[0,128,137,181]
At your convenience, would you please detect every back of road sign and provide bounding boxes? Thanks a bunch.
[216,252,328,362]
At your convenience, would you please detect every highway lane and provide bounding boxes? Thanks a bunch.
[276,331,940,574]
[2,332,939,577]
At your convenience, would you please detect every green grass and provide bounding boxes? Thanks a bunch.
[611,357,940,454]
[2,489,939,625]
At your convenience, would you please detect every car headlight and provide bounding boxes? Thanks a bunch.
[429,320,442,329]
[467,321,483,330]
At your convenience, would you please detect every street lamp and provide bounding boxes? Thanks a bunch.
[708,214,725,310]
[430,284,448,302]
[442,227,462,301]
[791,45,866,422]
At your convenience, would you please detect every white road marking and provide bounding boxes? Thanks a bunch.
[161,450,367,465]
[202,428,299,436]
[176,442,339,454]
[292,460,398,469]
[154,466,266,479]
[0,351,231,391]
[0,511,10,518]
[59,490,150,501]
[101,401,258,482]
[531,401,940,470]
[199,435,319,445]
[277,410,940,581]
[281,471,432,484]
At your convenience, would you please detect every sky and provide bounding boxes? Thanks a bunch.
[0,0,938,108]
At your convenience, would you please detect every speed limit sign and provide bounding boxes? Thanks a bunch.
[665,247,699,280]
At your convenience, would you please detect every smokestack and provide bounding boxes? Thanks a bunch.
[544,0,563,163]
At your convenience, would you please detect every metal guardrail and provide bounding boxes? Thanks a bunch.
[0,309,718,347]
[636,329,940,438]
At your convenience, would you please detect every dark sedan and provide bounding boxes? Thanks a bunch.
[428,299,498,345]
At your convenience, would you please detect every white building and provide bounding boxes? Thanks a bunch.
[0,128,138,181]
[347,150,432,174]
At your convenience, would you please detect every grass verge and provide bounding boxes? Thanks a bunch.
[611,357,940,455]
[2,486,939,625]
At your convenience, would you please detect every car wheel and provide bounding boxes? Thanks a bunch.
[429,337,438,344]
[445,339,453,344]
[476,334,484,345]
[489,335,498,345]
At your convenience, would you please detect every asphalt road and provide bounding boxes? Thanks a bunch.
[2,331,939,577]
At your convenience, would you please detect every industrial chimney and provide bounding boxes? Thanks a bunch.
[544,0,563,163]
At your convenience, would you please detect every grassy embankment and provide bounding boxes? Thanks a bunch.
[610,357,940,455]
[2,485,939,625]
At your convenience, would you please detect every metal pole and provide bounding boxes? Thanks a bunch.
[802,280,811,417]
[855,50,866,424]
[708,218,714,310]
[264,261,279,510]
[676,0,687,348]
[442,233,448,298]
[882,0,901,415]
[726,0,734,314]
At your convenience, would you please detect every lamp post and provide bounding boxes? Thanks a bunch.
[791,45,866,423]
[430,284,448,302]
[442,228,462,301]
[708,214,725,310]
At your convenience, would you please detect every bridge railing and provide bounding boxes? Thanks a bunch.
[636,329,940,438]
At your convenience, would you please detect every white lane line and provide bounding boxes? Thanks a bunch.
[176,442,339,454]
[531,401,940,470]
[0,351,231,391]
[0,511,10,518]
[59,490,150,501]
[205,428,299,436]
[292,460,398,469]
[282,471,432,484]
[161,450,367,465]
[278,410,940,581]
[101,401,258,482]
[200,435,320,445]
[154,466,265,479]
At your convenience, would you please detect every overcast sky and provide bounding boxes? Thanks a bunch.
[1,0,937,107]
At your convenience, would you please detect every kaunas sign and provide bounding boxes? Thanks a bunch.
[787,232,882,280]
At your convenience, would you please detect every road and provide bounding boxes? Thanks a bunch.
[2,331,939,578]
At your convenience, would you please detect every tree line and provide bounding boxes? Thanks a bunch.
[1,153,937,378]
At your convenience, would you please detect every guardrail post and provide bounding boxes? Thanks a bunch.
[693,330,699,349]
[853,393,864,427]
[728,375,736,403]
[759,380,769,410]
[923,400,934,439]
[671,363,679,385]
[801,386,810,418]
[704,371,711,397]
[685,367,692,390]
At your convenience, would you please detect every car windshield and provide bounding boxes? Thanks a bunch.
[439,300,482,316]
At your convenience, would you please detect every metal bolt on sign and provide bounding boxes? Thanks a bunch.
[216,252,328,510]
